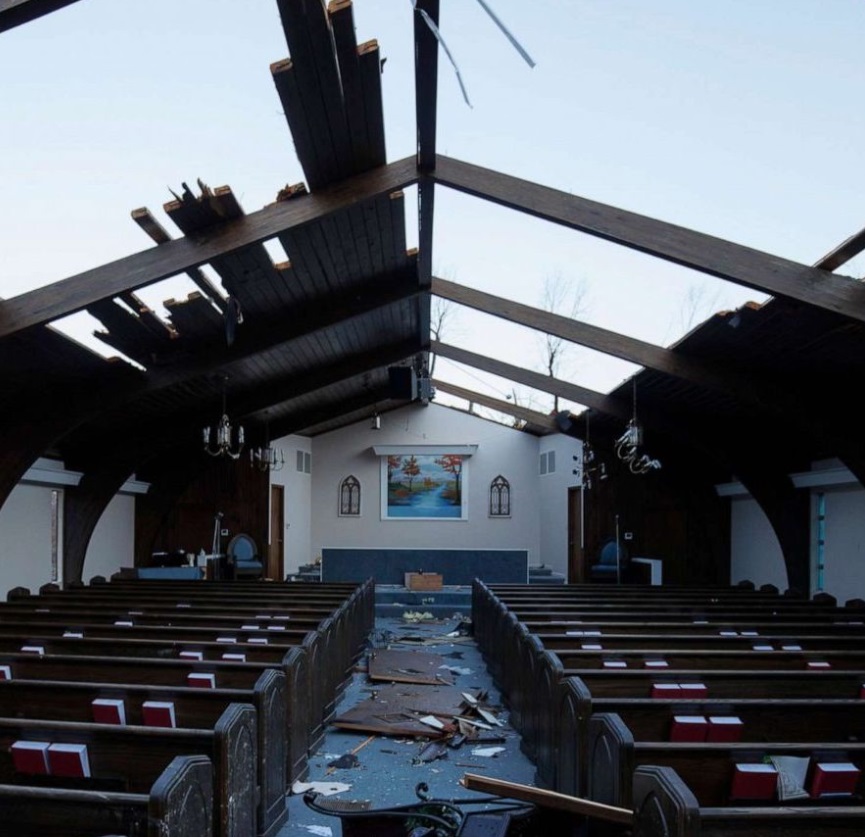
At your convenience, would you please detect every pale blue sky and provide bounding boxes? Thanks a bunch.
[2,1,864,416]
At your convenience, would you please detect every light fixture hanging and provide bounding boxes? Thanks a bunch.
[615,381,661,475]
[574,412,607,489]
[249,413,285,472]
[203,377,245,459]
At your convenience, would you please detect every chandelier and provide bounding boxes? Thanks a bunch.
[615,382,661,475]
[203,379,245,459]
[249,414,284,472]
[573,412,607,489]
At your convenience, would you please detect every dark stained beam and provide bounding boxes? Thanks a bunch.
[431,339,629,419]
[0,0,81,32]
[433,379,557,430]
[414,0,439,172]
[414,0,439,345]
[430,155,865,323]
[0,156,419,338]
[814,224,865,272]
[432,276,778,410]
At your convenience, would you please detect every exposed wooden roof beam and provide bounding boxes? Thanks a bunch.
[431,339,628,419]
[414,0,439,172]
[433,379,557,431]
[0,156,419,338]
[131,207,227,312]
[432,276,777,410]
[414,0,439,346]
[0,0,80,32]
[430,155,865,323]
[814,224,865,272]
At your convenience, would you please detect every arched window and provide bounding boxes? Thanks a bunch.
[339,475,361,516]
[489,475,510,517]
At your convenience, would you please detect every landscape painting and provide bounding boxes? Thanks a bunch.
[382,453,467,520]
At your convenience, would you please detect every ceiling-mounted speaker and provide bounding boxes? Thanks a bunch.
[388,367,418,400]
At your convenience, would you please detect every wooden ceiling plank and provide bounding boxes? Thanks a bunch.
[165,293,224,341]
[131,207,227,312]
[433,379,557,431]
[357,39,386,166]
[431,155,865,323]
[279,226,333,294]
[317,214,352,284]
[138,268,420,401]
[0,156,419,339]
[330,0,376,171]
[275,231,321,299]
[329,209,364,279]
[276,0,354,185]
[382,191,407,273]
[86,299,170,358]
[271,58,336,189]
[345,204,375,279]
[362,196,386,278]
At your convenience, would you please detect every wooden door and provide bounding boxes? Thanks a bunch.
[268,484,284,580]
[568,486,584,583]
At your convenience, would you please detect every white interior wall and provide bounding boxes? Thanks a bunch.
[309,403,542,568]
[538,434,582,578]
[84,494,135,582]
[821,486,865,602]
[0,483,59,597]
[729,496,787,591]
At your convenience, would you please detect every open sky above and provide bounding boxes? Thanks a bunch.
[2,0,864,420]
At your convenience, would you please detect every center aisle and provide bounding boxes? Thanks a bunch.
[279,613,539,836]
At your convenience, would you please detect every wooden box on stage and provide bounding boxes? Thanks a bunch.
[404,572,443,591]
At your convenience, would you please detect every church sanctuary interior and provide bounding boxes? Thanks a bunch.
[3,1,865,835]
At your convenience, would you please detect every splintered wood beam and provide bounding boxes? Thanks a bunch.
[433,379,557,430]
[430,155,865,323]
[0,156,419,339]
[131,208,227,312]
[0,0,81,33]
[432,276,778,410]
[460,774,633,825]
[815,224,865,272]
[430,339,628,419]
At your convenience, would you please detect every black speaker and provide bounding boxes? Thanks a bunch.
[388,367,417,399]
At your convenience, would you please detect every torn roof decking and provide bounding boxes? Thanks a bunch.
[273,0,386,190]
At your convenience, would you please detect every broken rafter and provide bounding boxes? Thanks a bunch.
[0,156,419,339]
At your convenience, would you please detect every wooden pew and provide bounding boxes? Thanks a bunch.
[0,671,286,837]
[589,711,865,809]
[541,646,865,671]
[0,648,310,785]
[633,764,865,837]
[556,674,865,800]
[0,602,339,739]
[0,703,256,837]
[0,753,213,837]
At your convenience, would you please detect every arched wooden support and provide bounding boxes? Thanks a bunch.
[730,462,811,594]
[62,454,141,585]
